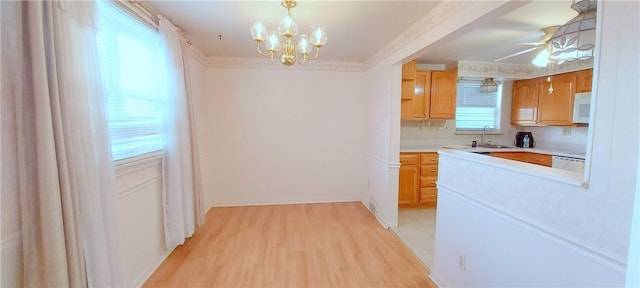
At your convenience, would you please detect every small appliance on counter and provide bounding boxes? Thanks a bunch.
[515,132,535,148]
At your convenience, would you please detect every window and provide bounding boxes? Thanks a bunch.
[97,1,164,161]
[455,80,502,131]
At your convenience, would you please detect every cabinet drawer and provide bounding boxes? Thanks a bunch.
[420,176,437,187]
[400,153,419,165]
[421,165,438,176]
[420,153,439,164]
[420,188,438,203]
[526,153,552,167]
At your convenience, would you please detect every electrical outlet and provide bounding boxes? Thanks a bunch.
[458,254,466,271]
[562,127,572,136]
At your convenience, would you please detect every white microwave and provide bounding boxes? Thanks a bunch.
[573,92,591,124]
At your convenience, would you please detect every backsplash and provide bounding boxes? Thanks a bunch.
[400,120,518,147]
[524,126,588,152]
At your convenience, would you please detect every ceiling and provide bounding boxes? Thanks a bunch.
[148,0,580,67]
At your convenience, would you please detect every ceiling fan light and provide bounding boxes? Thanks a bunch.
[532,49,549,67]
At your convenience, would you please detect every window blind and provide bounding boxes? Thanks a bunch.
[97,1,164,160]
[455,81,501,130]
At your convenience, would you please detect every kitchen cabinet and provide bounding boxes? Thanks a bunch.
[429,70,457,119]
[398,152,439,205]
[419,153,439,204]
[401,60,416,100]
[401,68,456,120]
[576,68,593,92]
[490,152,526,162]
[398,153,419,205]
[537,72,576,126]
[512,69,591,126]
[524,152,552,167]
[511,78,539,126]
[489,152,552,167]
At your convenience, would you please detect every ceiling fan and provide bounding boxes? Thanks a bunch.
[494,26,559,62]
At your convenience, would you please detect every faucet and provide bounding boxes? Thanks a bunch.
[481,125,491,145]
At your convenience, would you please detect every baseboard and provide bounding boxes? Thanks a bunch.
[210,199,362,208]
[132,245,176,287]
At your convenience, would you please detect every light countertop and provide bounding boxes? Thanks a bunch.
[400,145,586,159]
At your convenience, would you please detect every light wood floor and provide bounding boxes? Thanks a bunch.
[143,202,436,287]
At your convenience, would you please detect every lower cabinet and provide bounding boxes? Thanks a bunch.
[399,152,439,206]
[490,151,552,167]
[398,154,419,205]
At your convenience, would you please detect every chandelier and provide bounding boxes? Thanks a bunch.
[250,0,328,66]
[480,78,499,93]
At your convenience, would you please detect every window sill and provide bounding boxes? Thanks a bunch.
[113,151,163,175]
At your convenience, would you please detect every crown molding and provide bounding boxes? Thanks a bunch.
[458,59,594,80]
[205,57,365,72]
[186,45,207,66]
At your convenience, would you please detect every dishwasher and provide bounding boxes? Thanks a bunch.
[552,155,586,173]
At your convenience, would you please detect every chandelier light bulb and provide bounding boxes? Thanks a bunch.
[266,33,282,52]
[310,24,328,47]
[297,35,311,54]
[250,19,267,42]
[278,14,297,38]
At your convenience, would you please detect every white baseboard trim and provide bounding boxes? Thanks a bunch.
[210,198,362,208]
[133,245,176,288]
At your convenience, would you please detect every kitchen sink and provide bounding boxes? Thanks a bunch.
[477,144,513,149]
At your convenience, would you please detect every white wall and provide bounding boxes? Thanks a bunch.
[430,1,639,286]
[198,64,366,207]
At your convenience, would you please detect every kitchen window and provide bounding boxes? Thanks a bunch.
[455,80,502,132]
[97,1,164,161]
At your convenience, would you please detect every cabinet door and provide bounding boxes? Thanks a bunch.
[511,78,539,126]
[419,188,437,204]
[398,164,419,204]
[411,71,429,119]
[429,70,457,119]
[490,152,526,162]
[401,60,416,100]
[576,69,593,93]
[537,72,576,126]
[525,153,552,167]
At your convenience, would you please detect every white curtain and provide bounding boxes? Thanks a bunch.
[159,16,205,248]
[1,1,122,286]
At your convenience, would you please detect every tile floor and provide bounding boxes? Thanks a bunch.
[390,207,437,268]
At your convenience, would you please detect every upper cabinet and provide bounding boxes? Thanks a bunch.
[511,78,539,126]
[429,70,457,119]
[512,68,592,126]
[401,61,457,120]
[401,60,416,100]
[537,72,576,126]
[576,68,593,93]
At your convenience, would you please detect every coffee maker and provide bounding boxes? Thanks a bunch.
[515,132,535,147]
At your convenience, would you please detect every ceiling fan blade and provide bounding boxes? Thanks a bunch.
[494,46,540,62]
